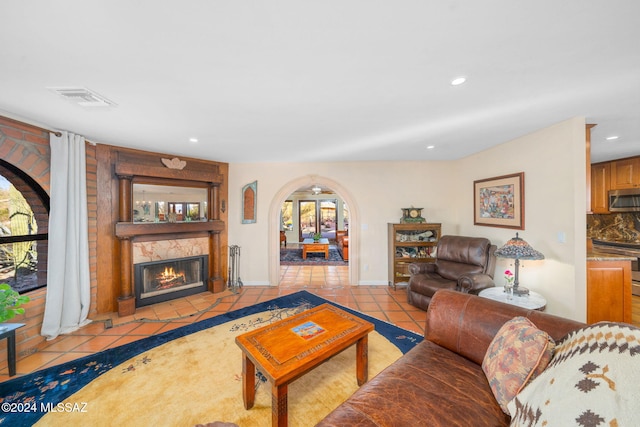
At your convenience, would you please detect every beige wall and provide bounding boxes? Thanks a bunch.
[229,161,458,285]
[228,117,587,321]
[454,117,587,320]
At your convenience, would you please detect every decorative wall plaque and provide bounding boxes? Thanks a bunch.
[242,181,257,224]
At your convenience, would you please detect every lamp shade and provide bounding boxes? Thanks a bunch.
[494,233,544,260]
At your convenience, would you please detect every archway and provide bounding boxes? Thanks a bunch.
[268,175,360,286]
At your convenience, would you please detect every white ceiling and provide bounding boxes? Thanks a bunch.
[1,1,638,164]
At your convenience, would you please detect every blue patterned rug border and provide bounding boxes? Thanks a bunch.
[0,290,422,426]
[280,248,348,266]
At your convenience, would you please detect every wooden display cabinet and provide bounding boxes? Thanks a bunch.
[388,223,441,290]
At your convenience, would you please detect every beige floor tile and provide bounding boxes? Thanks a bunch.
[128,322,167,336]
[38,335,94,353]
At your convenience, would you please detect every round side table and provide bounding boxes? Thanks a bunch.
[478,287,546,311]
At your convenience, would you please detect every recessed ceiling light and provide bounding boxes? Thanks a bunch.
[450,77,467,86]
[605,136,619,141]
[189,137,199,143]
[426,145,435,150]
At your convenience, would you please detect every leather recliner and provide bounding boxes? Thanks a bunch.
[336,230,349,261]
[407,235,496,310]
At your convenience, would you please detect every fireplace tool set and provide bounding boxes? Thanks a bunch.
[227,245,243,292]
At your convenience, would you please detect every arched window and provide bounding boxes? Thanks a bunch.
[0,160,49,294]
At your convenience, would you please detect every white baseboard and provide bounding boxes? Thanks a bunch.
[357,280,389,286]
[236,281,272,286]
[236,280,390,287]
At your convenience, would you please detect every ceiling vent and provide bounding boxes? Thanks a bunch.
[47,87,117,108]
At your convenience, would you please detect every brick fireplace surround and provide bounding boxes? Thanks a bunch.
[0,115,229,364]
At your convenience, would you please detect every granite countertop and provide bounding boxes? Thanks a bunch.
[587,248,637,262]
[589,238,640,261]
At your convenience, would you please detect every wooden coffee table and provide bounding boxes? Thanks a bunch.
[235,303,374,427]
[301,238,329,259]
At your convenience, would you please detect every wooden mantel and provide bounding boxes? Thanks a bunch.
[115,156,224,183]
[115,220,225,238]
[96,148,229,317]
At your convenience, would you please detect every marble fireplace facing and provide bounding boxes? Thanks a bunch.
[133,238,209,307]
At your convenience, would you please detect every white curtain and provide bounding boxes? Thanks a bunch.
[41,132,91,340]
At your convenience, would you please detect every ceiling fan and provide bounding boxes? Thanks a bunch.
[311,185,334,195]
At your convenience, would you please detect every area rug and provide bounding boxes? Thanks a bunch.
[0,291,422,426]
[280,248,347,266]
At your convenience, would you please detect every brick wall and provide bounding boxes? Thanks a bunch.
[0,116,99,363]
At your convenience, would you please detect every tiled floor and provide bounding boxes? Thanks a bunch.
[2,265,639,384]
[0,265,425,384]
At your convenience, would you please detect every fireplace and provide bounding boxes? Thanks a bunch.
[134,255,208,307]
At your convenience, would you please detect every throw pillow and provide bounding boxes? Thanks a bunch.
[482,316,555,415]
[508,322,640,427]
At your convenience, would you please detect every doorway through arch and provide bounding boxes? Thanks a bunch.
[268,175,359,287]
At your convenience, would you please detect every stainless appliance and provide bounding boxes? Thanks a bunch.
[609,188,640,212]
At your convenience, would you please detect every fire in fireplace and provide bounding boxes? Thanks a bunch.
[134,255,208,307]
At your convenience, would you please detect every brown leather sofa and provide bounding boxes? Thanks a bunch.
[336,230,349,261]
[407,235,496,310]
[317,290,585,427]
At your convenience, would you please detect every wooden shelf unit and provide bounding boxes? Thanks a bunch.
[388,223,441,289]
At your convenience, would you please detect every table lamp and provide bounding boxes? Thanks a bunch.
[494,233,544,296]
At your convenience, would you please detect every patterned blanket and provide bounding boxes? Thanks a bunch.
[509,322,640,426]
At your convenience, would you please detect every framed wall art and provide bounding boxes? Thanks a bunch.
[242,181,257,224]
[473,172,524,229]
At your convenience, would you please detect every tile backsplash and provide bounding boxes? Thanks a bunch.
[587,212,640,241]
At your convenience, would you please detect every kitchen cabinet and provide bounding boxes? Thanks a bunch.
[610,157,640,189]
[590,162,610,213]
[586,258,632,324]
[586,124,595,212]
[388,223,440,290]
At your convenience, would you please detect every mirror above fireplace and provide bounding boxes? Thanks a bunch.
[133,183,208,223]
